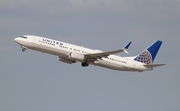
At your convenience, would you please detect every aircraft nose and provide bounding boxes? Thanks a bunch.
[14,38,17,42]
[14,37,20,43]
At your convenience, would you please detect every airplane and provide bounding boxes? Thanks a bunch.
[14,35,165,72]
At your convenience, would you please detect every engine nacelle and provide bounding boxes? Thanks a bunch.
[69,52,85,62]
[59,57,76,64]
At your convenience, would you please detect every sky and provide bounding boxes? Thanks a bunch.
[0,0,180,111]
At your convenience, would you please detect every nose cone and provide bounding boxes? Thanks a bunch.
[14,38,18,42]
[14,37,21,44]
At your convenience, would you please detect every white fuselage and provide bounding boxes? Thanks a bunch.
[15,35,152,72]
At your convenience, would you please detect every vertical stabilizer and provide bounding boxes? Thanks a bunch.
[134,40,162,64]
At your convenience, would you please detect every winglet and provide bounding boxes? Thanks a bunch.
[123,42,132,54]
[124,42,132,49]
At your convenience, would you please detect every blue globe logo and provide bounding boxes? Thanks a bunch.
[134,50,152,64]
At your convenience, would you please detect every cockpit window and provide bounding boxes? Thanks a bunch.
[21,36,27,39]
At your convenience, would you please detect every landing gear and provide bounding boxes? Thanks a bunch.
[22,48,26,52]
[81,62,89,67]
[21,46,27,52]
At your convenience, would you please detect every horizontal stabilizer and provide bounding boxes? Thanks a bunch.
[144,64,165,68]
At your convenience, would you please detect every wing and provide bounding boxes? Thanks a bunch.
[85,42,132,60]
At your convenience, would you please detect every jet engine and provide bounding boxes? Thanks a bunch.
[58,57,76,64]
[69,52,85,62]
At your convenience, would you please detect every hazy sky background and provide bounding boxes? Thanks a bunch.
[0,0,180,111]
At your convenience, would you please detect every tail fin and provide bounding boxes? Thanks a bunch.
[134,40,162,64]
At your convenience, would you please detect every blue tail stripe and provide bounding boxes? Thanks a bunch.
[147,40,162,62]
